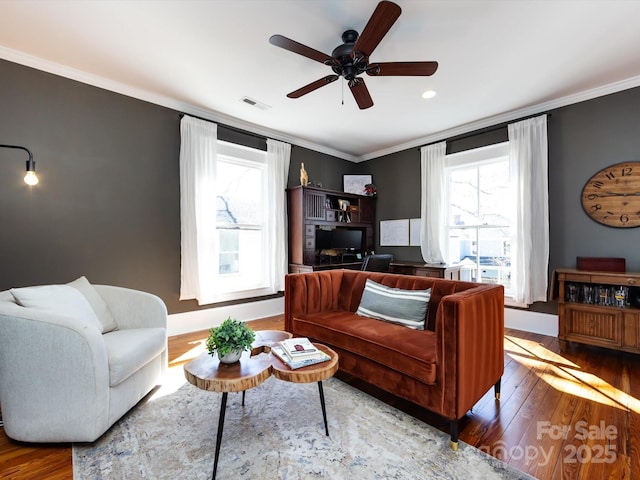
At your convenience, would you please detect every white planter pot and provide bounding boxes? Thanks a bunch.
[217,349,242,364]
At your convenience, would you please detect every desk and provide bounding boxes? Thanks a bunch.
[289,262,362,273]
[390,262,462,280]
[289,261,462,279]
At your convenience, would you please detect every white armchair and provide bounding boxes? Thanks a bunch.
[0,278,168,443]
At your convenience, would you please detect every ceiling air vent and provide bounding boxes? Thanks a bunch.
[240,97,271,111]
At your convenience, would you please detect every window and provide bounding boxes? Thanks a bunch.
[215,141,270,301]
[445,142,515,296]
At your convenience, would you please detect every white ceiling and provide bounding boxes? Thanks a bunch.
[1,0,640,162]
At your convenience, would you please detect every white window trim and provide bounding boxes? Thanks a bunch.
[214,141,271,302]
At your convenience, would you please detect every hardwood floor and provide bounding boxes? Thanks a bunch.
[2,315,639,479]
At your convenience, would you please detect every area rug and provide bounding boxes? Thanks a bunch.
[73,375,535,479]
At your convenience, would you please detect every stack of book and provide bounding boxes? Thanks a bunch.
[271,337,331,369]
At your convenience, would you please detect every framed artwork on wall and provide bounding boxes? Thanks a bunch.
[343,174,372,195]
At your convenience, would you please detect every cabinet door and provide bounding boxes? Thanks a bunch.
[563,304,622,348]
[304,191,326,220]
[622,311,640,350]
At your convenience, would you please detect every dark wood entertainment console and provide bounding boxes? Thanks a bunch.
[287,185,376,269]
[287,186,461,279]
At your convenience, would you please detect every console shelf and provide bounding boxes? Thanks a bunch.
[555,268,640,353]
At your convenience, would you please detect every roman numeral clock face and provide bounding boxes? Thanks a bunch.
[581,161,640,228]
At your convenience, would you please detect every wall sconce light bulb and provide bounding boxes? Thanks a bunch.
[24,170,39,186]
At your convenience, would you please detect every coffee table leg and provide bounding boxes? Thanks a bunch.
[212,392,228,480]
[317,381,329,436]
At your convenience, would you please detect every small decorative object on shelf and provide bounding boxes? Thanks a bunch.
[300,162,309,186]
[206,317,256,364]
[364,183,377,196]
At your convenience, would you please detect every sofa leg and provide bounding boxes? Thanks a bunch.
[450,420,458,451]
[494,378,501,400]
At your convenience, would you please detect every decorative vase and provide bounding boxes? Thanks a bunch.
[218,349,242,364]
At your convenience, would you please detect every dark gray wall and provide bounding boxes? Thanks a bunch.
[356,86,640,284]
[0,59,352,314]
[548,89,640,274]
[287,146,359,191]
[3,57,640,313]
[0,60,183,310]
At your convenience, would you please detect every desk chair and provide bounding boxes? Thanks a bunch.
[361,254,393,272]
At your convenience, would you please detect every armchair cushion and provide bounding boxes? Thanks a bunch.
[10,284,103,333]
[68,276,118,333]
[103,328,166,386]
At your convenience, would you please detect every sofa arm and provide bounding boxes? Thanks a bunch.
[95,285,167,330]
[285,271,347,332]
[0,307,110,442]
[435,284,504,419]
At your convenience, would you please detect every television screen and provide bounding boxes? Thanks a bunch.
[315,229,334,250]
[316,228,362,250]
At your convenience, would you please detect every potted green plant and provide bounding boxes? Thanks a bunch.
[206,317,256,364]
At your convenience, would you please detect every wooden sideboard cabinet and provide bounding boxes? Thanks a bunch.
[287,186,376,272]
[555,268,640,353]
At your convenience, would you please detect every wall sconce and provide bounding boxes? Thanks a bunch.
[0,144,39,185]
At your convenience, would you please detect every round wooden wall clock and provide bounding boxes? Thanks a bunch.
[581,161,640,228]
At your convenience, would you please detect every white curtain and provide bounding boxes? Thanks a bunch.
[508,115,549,305]
[266,139,291,292]
[179,115,218,305]
[420,142,447,264]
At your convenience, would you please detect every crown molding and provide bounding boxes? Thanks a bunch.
[357,75,640,162]
[0,46,358,162]
[2,45,639,164]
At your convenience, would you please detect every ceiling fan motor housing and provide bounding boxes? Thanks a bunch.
[330,30,369,81]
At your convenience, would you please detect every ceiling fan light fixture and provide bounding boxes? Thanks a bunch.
[422,90,437,99]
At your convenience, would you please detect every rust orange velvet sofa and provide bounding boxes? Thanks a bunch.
[284,269,505,449]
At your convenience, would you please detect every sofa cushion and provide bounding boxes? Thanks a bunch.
[292,312,437,385]
[103,328,166,386]
[10,284,103,333]
[356,279,430,330]
[68,276,118,333]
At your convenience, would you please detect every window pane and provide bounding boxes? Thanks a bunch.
[218,229,239,274]
[449,168,478,225]
[478,227,511,287]
[478,161,510,225]
[448,226,511,287]
[217,228,264,290]
[216,161,263,225]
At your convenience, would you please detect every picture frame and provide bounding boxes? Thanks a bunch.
[343,174,373,195]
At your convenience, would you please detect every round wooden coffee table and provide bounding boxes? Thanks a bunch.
[183,335,338,479]
[184,350,271,480]
[271,343,339,436]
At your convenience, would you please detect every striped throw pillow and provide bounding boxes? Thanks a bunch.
[356,279,431,330]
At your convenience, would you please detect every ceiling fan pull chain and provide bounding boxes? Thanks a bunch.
[342,78,345,105]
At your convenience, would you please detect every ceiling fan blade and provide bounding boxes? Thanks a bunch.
[269,34,333,64]
[352,1,401,59]
[349,78,374,110]
[367,61,439,76]
[287,75,339,99]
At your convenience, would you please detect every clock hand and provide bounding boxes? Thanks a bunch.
[601,191,640,196]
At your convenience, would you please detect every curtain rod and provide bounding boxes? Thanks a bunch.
[179,113,267,142]
[419,112,552,149]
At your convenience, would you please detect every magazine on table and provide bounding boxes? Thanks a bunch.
[271,344,330,370]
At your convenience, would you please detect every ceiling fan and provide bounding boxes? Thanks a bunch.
[269,0,438,110]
